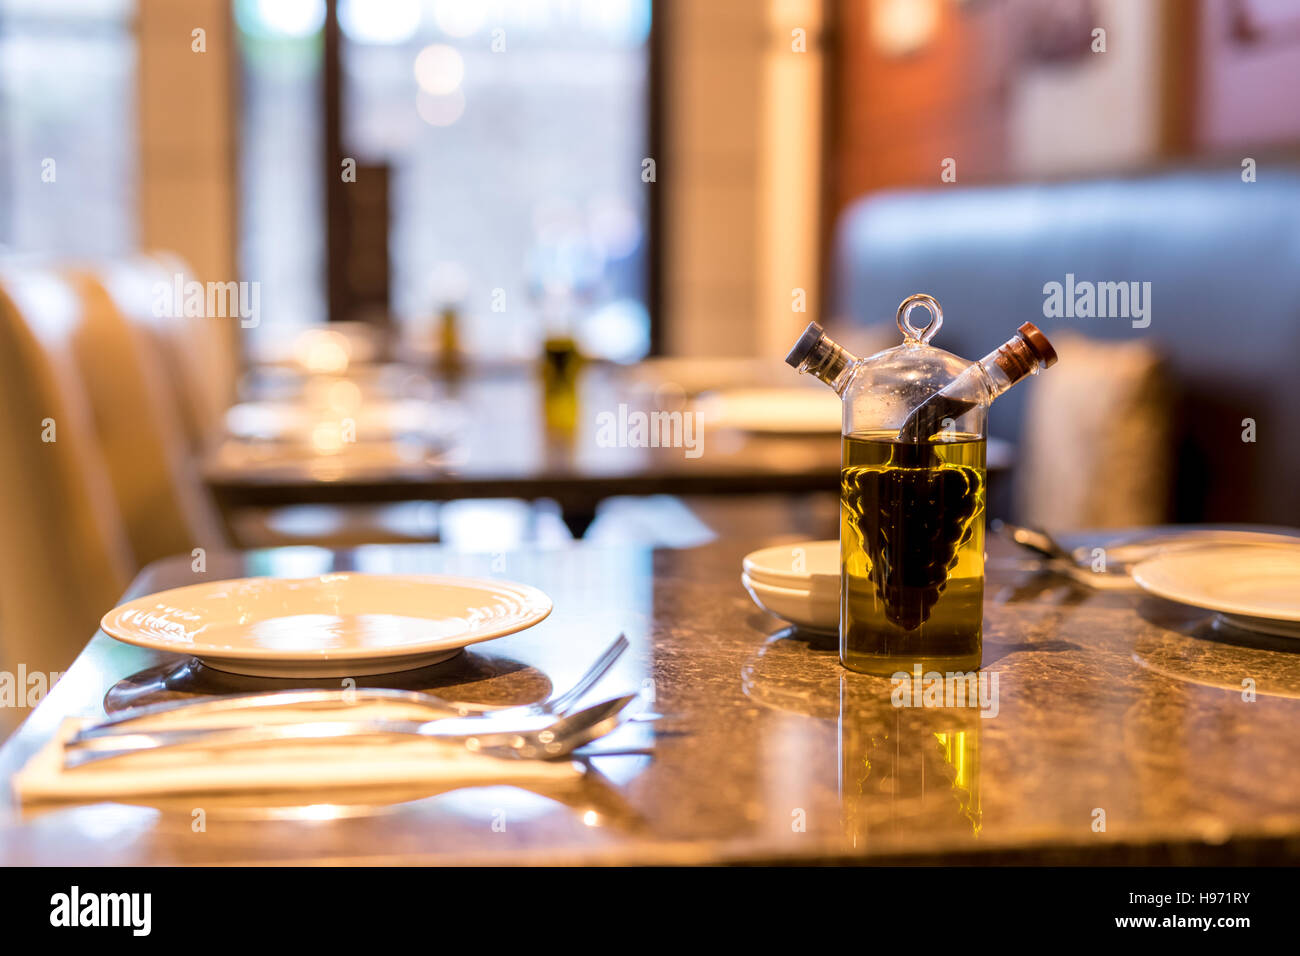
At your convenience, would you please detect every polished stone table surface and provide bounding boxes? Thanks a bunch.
[2,536,1299,865]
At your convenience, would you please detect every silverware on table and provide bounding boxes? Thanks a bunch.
[990,520,1153,591]
[63,694,642,769]
[991,520,1076,565]
[70,633,631,747]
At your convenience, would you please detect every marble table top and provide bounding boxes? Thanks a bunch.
[1,535,1298,864]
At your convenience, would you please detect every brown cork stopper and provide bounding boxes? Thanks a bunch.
[994,322,1057,384]
[1018,322,1058,368]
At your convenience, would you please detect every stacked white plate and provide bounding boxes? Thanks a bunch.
[741,540,839,634]
[225,399,444,444]
[695,388,843,435]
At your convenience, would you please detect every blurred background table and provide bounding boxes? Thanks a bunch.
[204,360,1014,538]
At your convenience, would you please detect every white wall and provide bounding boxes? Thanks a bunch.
[1009,0,1166,177]
[662,0,825,357]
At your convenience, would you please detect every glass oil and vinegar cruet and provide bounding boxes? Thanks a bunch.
[786,294,1058,676]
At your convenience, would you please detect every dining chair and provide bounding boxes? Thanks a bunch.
[0,270,135,734]
[1014,332,1173,531]
[95,255,437,548]
[66,264,229,564]
[110,251,236,453]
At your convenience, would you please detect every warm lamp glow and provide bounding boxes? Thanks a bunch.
[869,0,941,56]
[295,329,352,374]
[310,421,345,455]
[325,379,363,414]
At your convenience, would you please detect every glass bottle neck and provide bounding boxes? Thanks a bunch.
[973,354,1012,401]
[798,340,857,394]
[974,332,1044,402]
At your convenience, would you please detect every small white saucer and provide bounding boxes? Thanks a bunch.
[742,541,839,633]
[741,574,838,635]
[742,540,839,591]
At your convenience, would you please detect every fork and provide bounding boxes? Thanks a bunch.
[64,694,641,769]
[70,633,630,747]
[991,520,1077,565]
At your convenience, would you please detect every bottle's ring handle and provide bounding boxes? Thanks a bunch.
[896,293,943,343]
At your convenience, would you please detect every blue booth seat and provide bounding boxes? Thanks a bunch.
[831,168,1300,526]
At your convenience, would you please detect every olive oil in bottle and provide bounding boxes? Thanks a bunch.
[840,432,986,675]
[540,334,582,434]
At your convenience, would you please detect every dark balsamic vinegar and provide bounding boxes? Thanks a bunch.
[840,432,986,675]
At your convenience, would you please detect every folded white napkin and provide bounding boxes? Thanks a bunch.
[14,703,584,804]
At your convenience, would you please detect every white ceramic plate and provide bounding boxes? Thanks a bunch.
[742,573,838,635]
[695,387,842,434]
[1072,528,1300,571]
[742,540,839,591]
[225,399,438,443]
[1131,544,1300,637]
[101,573,553,677]
[626,357,788,396]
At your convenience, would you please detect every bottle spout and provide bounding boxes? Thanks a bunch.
[1001,322,1058,378]
[1019,322,1057,367]
[897,322,1058,442]
[784,322,827,368]
[785,322,857,393]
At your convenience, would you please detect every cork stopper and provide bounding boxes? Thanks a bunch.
[785,321,851,385]
[994,322,1057,384]
[785,322,827,368]
[1018,322,1057,368]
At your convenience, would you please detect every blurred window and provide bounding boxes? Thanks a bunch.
[235,0,326,344]
[341,0,652,361]
[0,0,136,256]
[237,0,652,362]
[343,0,655,361]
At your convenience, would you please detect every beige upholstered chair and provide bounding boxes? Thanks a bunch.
[0,269,135,736]
[93,255,436,548]
[1015,332,1173,531]
[67,264,228,564]
[112,252,236,453]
